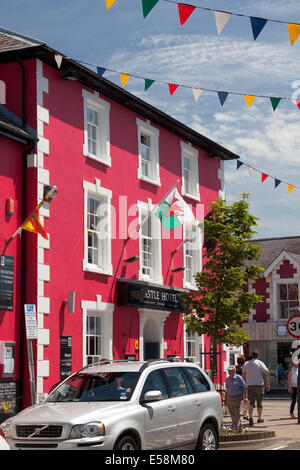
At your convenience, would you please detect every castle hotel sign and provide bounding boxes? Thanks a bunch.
[117,279,185,313]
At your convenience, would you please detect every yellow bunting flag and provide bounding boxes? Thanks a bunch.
[287,23,300,45]
[244,95,255,108]
[288,184,295,193]
[106,0,116,10]
[120,73,130,88]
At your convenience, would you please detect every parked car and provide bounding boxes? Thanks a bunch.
[0,432,10,450]
[0,359,222,450]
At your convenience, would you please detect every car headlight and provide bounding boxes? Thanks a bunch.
[0,421,12,439]
[70,422,105,439]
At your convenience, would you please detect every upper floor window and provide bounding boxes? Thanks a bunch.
[137,119,160,186]
[138,201,162,284]
[181,142,200,201]
[82,89,111,166]
[183,222,202,289]
[83,180,113,276]
[277,283,299,319]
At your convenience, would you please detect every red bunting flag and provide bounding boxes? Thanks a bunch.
[261,173,269,183]
[296,99,300,110]
[178,3,196,25]
[168,83,179,95]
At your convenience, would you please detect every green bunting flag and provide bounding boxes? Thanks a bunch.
[142,0,160,18]
[145,78,155,91]
[237,161,244,169]
[270,97,281,111]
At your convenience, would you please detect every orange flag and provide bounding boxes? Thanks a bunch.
[287,23,300,45]
[106,0,116,10]
[288,184,295,193]
[22,209,48,240]
[120,73,130,88]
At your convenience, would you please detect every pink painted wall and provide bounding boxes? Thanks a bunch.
[0,136,23,384]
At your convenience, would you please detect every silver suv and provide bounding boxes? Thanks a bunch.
[1,359,222,451]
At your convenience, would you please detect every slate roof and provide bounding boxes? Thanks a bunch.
[0,27,239,161]
[249,236,300,270]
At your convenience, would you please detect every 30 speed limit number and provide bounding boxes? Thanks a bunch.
[287,314,300,338]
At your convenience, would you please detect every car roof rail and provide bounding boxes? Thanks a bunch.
[78,358,139,372]
[139,357,194,373]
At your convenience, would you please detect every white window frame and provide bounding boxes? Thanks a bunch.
[183,221,202,290]
[83,179,113,276]
[137,119,160,186]
[138,200,163,285]
[274,278,300,320]
[183,323,203,364]
[181,141,200,201]
[82,89,111,166]
[81,295,113,366]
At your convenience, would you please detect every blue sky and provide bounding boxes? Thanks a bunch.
[2,0,300,239]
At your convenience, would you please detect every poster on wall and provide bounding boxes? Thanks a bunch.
[0,255,14,311]
[60,336,72,382]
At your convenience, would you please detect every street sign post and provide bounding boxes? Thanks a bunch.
[24,305,37,405]
[286,313,300,424]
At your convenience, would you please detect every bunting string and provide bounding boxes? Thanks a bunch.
[106,1,300,46]
[73,58,300,111]
[236,160,298,194]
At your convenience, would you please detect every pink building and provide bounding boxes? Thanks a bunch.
[244,236,300,388]
[0,27,239,416]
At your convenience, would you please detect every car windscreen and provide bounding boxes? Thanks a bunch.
[46,371,140,402]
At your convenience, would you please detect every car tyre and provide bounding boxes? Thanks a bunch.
[114,436,138,450]
[197,423,218,451]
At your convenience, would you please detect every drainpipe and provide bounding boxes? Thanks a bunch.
[16,53,26,129]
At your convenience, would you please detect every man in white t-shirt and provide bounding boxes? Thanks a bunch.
[242,350,270,427]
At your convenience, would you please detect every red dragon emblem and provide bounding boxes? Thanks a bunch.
[166,198,184,218]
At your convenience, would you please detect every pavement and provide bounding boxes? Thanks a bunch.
[220,393,300,449]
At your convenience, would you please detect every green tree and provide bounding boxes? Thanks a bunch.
[182,194,264,381]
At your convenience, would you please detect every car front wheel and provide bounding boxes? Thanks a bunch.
[197,423,218,450]
[114,436,138,450]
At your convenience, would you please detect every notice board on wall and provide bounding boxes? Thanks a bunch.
[60,336,72,382]
[0,255,14,311]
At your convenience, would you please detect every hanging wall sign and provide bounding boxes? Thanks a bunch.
[0,255,14,311]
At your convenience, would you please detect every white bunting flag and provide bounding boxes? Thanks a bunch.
[54,54,63,69]
[214,11,232,35]
[192,88,203,103]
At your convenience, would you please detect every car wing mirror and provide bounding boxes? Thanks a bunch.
[143,390,162,402]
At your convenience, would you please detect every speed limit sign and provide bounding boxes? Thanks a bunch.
[286,314,300,338]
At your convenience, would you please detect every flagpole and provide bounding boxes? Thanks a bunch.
[172,220,203,255]
[3,186,57,255]
[125,179,180,243]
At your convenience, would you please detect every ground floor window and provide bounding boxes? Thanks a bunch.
[86,314,102,365]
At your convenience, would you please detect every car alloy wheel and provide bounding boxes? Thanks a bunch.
[114,436,138,450]
[198,424,218,450]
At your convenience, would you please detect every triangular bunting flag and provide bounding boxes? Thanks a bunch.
[249,167,255,176]
[250,17,268,40]
[106,0,116,9]
[244,95,255,108]
[296,100,300,110]
[54,54,63,69]
[274,179,281,188]
[237,161,244,169]
[218,91,229,106]
[270,97,281,111]
[142,0,160,18]
[214,11,232,35]
[287,23,300,46]
[261,173,269,183]
[120,73,130,88]
[192,88,203,102]
[288,184,295,193]
[97,67,106,79]
[178,3,196,26]
[168,83,178,96]
[145,79,155,91]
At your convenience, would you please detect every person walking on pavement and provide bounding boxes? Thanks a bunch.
[225,365,248,430]
[235,355,249,421]
[242,350,270,427]
[288,361,298,419]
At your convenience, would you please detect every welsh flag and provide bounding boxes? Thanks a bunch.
[154,188,195,230]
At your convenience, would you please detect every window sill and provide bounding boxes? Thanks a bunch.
[138,173,161,187]
[181,190,200,202]
[183,281,198,291]
[83,261,113,276]
[84,151,111,168]
[139,272,163,286]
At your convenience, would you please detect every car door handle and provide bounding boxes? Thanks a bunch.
[194,400,202,407]
[168,405,176,412]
